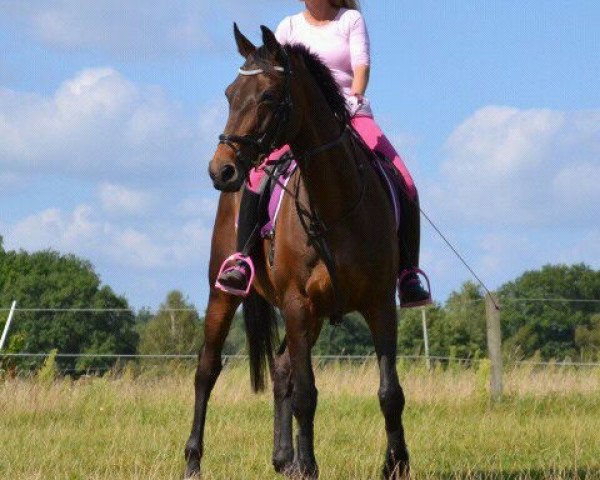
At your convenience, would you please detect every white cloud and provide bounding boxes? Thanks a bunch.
[98,183,153,216]
[0,0,285,56]
[2,1,212,54]
[4,204,213,269]
[0,172,23,191]
[177,195,219,218]
[556,228,600,268]
[431,106,600,227]
[0,67,209,182]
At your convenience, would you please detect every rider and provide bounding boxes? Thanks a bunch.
[216,0,431,307]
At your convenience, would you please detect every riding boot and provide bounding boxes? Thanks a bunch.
[397,187,432,308]
[215,189,262,296]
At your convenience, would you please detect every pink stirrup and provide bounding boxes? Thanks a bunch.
[398,268,432,308]
[215,253,256,297]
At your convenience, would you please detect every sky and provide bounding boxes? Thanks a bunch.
[1,1,599,311]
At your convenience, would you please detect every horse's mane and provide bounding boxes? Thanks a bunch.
[252,44,350,124]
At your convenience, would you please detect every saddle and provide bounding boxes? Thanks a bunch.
[258,149,403,241]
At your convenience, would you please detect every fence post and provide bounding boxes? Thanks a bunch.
[0,300,17,351]
[421,308,431,370]
[485,293,503,402]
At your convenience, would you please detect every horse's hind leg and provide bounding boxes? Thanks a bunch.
[271,345,294,473]
[184,289,241,478]
[364,299,410,479]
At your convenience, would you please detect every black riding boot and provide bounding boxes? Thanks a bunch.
[397,188,432,307]
[216,189,262,295]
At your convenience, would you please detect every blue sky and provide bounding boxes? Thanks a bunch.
[1,1,599,311]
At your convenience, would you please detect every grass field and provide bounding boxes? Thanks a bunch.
[1,360,600,479]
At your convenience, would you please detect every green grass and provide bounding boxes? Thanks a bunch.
[1,362,600,479]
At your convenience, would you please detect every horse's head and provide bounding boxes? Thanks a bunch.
[208,24,294,192]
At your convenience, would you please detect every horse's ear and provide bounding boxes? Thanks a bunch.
[234,23,256,58]
[260,25,284,61]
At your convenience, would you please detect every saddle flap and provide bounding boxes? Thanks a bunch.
[260,155,298,237]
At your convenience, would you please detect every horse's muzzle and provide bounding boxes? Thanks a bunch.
[208,161,245,192]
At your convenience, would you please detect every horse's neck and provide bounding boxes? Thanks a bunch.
[290,85,363,227]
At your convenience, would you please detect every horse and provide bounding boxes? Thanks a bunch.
[184,24,410,479]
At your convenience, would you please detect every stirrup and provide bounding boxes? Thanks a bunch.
[215,253,256,297]
[398,268,432,308]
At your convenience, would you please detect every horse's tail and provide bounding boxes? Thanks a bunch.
[242,290,279,392]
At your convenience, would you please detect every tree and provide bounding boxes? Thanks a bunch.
[0,243,138,372]
[222,312,250,355]
[575,314,600,361]
[499,264,600,360]
[432,281,486,359]
[397,282,486,360]
[314,312,374,355]
[397,304,445,356]
[138,291,203,355]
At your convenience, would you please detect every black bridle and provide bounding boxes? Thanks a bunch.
[218,50,294,171]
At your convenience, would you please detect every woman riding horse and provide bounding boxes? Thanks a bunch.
[216,0,431,307]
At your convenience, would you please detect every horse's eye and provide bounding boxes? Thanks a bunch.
[259,92,276,104]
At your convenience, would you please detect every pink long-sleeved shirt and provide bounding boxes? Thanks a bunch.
[275,8,372,116]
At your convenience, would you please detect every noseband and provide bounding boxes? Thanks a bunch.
[218,52,294,170]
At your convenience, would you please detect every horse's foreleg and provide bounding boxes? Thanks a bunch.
[364,300,410,480]
[283,300,320,479]
[184,290,240,479]
[271,346,294,473]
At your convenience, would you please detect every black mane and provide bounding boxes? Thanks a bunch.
[252,43,350,124]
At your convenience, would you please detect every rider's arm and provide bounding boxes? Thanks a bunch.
[275,16,291,45]
[351,65,370,96]
[348,11,371,96]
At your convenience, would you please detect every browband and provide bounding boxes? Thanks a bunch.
[238,66,286,76]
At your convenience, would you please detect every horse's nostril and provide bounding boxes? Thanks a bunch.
[220,164,237,183]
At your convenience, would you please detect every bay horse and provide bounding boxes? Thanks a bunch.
[184,25,410,479]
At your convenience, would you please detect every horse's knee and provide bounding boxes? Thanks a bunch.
[272,363,292,400]
[378,383,405,416]
[195,348,222,389]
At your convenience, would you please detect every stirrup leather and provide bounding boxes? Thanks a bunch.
[215,253,256,297]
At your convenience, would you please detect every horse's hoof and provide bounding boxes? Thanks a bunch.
[183,471,200,480]
[273,448,295,473]
[382,460,410,480]
[382,444,409,479]
[184,442,202,479]
[183,465,201,480]
[183,459,201,479]
[283,461,319,479]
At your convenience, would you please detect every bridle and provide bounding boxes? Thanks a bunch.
[218,50,294,170]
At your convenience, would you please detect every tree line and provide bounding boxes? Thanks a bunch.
[1,237,599,373]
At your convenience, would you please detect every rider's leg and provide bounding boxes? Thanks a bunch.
[216,146,291,296]
[215,186,262,295]
[396,187,432,307]
[350,115,417,200]
[350,115,431,307]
